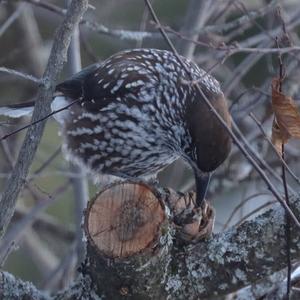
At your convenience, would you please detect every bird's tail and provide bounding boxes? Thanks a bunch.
[0,101,35,118]
[0,92,69,122]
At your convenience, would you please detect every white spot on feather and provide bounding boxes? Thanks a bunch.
[51,96,70,124]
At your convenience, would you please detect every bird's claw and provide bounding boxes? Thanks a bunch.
[167,193,215,244]
[178,200,215,243]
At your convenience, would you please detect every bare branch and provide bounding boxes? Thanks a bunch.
[159,23,300,57]
[176,0,214,58]
[0,181,70,263]
[0,98,82,141]
[0,3,25,37]
[16,3,45,76]
[199,0,279,36]
[0,66,42,84]
[22,0,163,41]
[0,0,89,238]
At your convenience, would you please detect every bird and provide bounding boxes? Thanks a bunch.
[0,48,231,207]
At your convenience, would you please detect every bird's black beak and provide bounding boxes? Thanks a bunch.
[194,171,211,207]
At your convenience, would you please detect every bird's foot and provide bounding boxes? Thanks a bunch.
[180,200,215,243]
[167,191,215,244]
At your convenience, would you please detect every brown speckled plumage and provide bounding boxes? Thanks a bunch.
[0,48,232,205]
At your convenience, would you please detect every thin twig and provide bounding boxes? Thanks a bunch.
[234,1,276,43]
[135,0,150,48]
[31,146,61,179]
[0,241,16,268]
[16,3,44,76]
[282,143,292,298]
[160,23,300,56]
[176,0,215,58]
[0,181,70,264]
[22,229,59,277]
[223,192,271,230]
[19,0,300,59]
[232,120,297,196]
[0,66,42,84]
[249,113,300,186]
[203,0,279,35]
[14,206,74,242]
[22,0,163,41]
[41,245,77,290]
[234,201,276,227]
[0,3,25,37]
[0,98,83,142]
[24,0,67,15]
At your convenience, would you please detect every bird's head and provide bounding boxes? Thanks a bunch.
[185,90,232,206]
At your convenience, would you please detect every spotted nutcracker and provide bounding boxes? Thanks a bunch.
[0,48,232,206]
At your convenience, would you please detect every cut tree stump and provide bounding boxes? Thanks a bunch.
[83,181,215,299]
[84,182,171,299]
[85,182,166,258]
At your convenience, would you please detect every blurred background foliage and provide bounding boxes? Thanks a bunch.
[0,0,300,295]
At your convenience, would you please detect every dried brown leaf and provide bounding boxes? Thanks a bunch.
[271,78,300,153]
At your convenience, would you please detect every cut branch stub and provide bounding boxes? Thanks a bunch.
[84,182,171,299]
[85,182,166,258]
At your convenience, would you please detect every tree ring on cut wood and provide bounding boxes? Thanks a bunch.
[85,182,166,258]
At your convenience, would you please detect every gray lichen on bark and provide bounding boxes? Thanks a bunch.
[0,271,50,300]
[165,196,300,299]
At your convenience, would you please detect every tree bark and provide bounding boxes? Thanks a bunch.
[1,183,299,299]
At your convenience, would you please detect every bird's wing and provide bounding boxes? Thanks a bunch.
[56,53,158,113]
